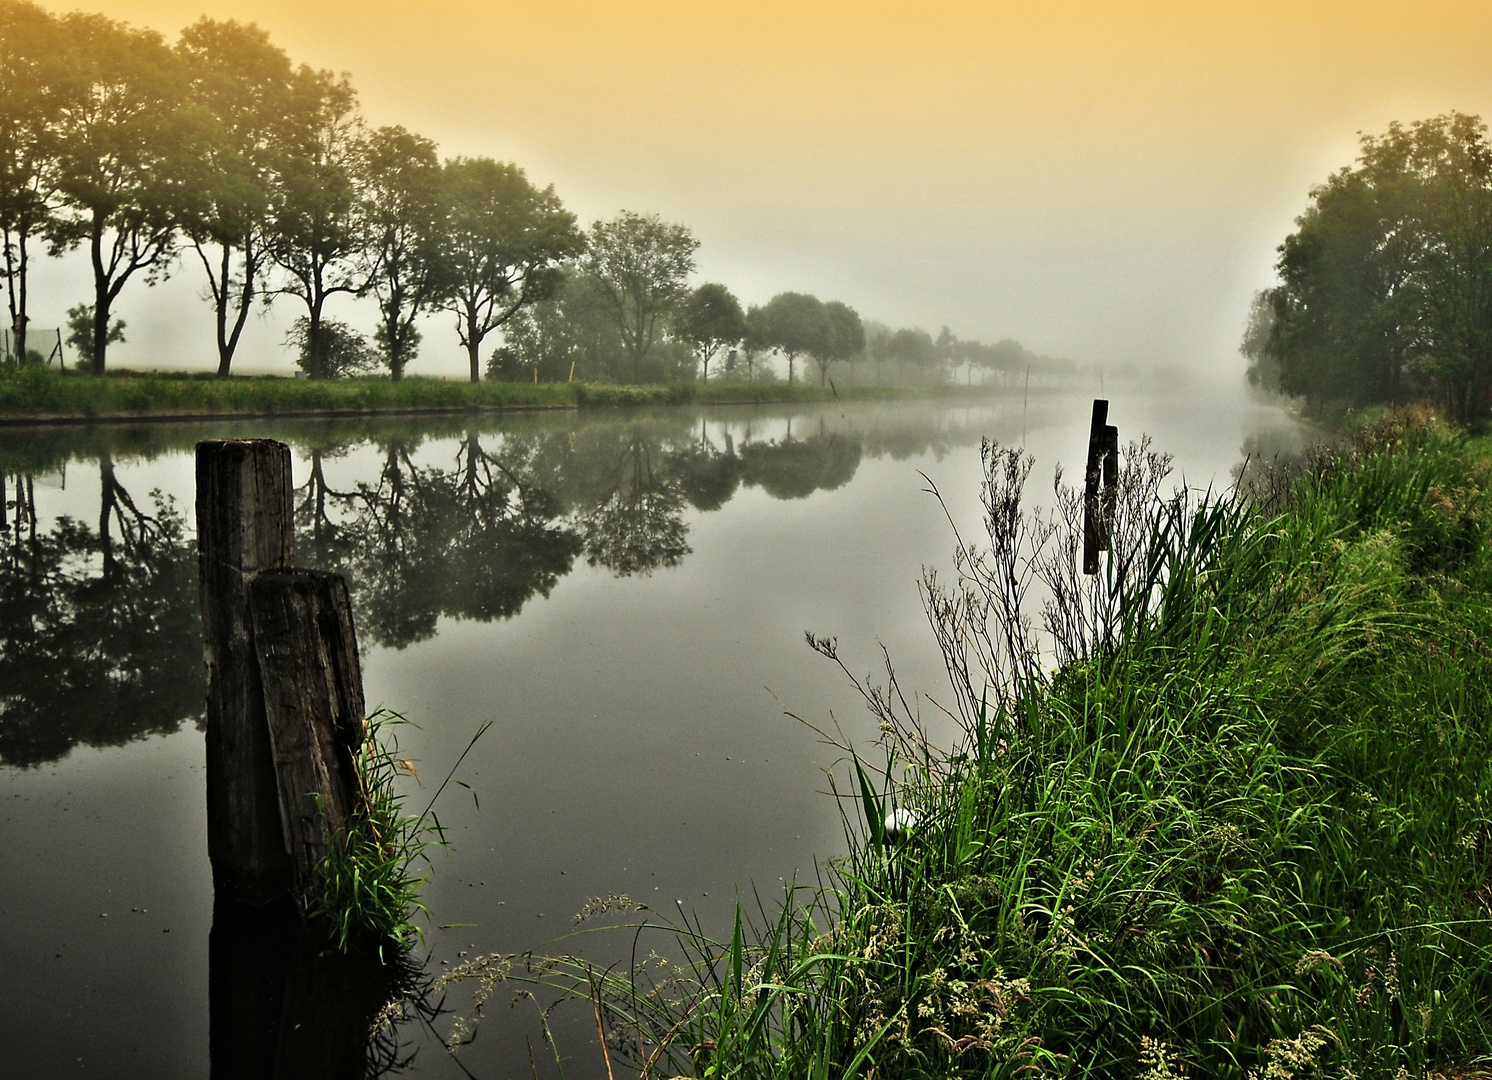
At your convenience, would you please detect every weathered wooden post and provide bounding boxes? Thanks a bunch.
[198,440,296,903]
[1082,400,1120,575]
[198,439,367,903]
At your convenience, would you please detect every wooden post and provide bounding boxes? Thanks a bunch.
[248,569,365,898]
[198,440,296,903]
[1082,399,1109,575]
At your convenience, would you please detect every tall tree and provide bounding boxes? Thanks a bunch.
[438,156,580,383]
[581,210,698,383]
[819,299,864,386]
[1249,113,1492,420]
[756,291,827,385]
[0,0,67,364]
[675,281,745,383]
[360,125,445,381]
[174,18,294,377]
[264,66,365,379]
[885,326,935,383]
[46,11,190,373]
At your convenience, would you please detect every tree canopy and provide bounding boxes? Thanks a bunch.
[1246,112,1492,421]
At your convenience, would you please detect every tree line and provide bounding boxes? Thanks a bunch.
[0,1,1068,386]
[1243,112,1492,422]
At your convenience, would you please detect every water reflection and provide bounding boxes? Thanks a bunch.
[209,895,426,1079]
[0,403,1002,765]
[0,457,203,768]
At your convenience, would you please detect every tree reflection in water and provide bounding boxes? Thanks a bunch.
[0,412,902,765]
[0,456,202,768]
[297,435,583,648]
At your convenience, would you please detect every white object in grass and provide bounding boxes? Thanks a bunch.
[883,808,920,843]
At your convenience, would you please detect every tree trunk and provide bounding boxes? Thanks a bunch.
[466,336,481,383]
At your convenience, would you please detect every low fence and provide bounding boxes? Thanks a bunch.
[1,327,65,366]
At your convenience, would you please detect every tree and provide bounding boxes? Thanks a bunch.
[675,282,745,382]
[438,156,581,383]
[885,326,935,383]
[360,125,445,380]
[755,291,827,385]
[488,269,628,383]
[819,300,864,386]
[1249,113,1492,420]
[64,301,122,368]
[46,12,191,373]
[0,0,68,366]
[174,18,294,377]
[264,66,365,379]
[581,210,698,383]
[286,316,377,377]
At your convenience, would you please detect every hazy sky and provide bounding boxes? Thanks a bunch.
[29,0,1492,379]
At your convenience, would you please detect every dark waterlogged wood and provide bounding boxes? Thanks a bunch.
[1082,399,1109,575]
[198,439,296,902]
[248,569,366,898]
[1082,400,1121,574]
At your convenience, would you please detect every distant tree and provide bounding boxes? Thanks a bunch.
[286,315,377,378]
[359,125,446,380]
[581,210,698,383]
[438,156,581,383]
[885,326,935,383]
[64,301,123,368]
[819,300,864,385]
[755,291,827,385]
[1240,290,1282,393]
[675,282,745,382]
[0,0,68,366]
[740,304,773,382]
[46,12,192,373]
[489,269,628,383]
[174,17,294,377]
[263,67,366,379]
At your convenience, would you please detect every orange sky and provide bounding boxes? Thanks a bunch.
[39,1,1492,375]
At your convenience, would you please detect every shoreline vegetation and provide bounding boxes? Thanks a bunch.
[428,411,1492,1077]
[0,365,1026,424]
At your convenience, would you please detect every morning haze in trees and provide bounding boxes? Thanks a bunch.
[675,282,745,382]
[582,210,698,383]
[46,10,192,373]
[263,66,365,380]
[0,0,70,366]
[439,156,581,383]
[360,125,445,380]
[174,18,293,376]
[1246,112,1492,421]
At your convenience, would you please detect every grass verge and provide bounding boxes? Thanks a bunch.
[439,412,1492,1078]
[0,365,1002,421]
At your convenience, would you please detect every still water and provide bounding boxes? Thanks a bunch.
[0,388,1307,1077]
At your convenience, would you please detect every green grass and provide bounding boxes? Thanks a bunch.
[0,365,576,418]
[0,364,1003,421]
[441,412,1492,1078]
[307,708,489,958]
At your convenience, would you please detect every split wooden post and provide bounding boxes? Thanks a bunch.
[248,569,365,898]
[1082,400,1120,575]
[198,440,296,903]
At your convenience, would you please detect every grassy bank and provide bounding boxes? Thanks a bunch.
[453,413,1492,1077]
[0,366,1000,422]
